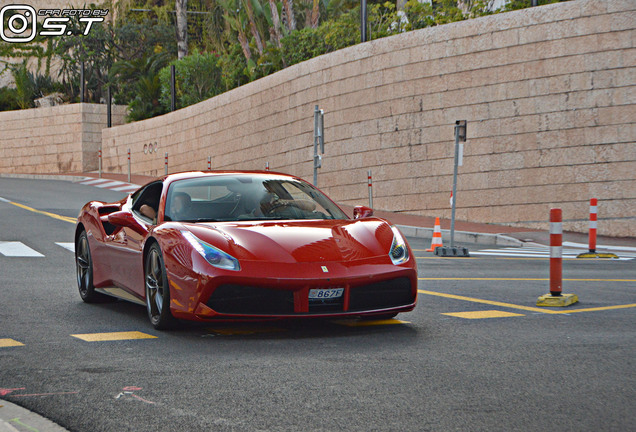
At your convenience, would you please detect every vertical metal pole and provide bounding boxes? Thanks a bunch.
[165,152,168,175]
[313,105,319,186]
[127,148,131,183]
[98,149,102,178]
[361,0,368,42]
[80,62,85,103]
[170,65,176,112]
[368,170,373,209]
[450,125,460,249]
[207,156,211,171]
[265,162,270,171]
[107,86,112,128]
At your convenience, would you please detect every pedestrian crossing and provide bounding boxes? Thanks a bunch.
[77,177,140,194]
[0,241,74,257]
[472,242,636,261]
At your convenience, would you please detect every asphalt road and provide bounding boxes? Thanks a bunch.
[1,177,635,432]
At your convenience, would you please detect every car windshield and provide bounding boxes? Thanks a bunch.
[164,175,349,222]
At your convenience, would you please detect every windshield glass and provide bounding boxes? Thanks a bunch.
[165,175,348,222]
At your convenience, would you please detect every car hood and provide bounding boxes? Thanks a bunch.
[184,219,395,263]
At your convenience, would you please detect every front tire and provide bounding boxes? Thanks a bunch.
[145,243,175,330]
[76,231,113,303]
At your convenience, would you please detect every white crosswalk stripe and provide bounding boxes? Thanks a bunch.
[56,242,75,253]
[472,243,635,261]
[0,241,44,257]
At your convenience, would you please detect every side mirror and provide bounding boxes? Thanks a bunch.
[107,210,147,234]
[353,205,374,219]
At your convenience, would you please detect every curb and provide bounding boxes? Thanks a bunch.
[0,400,69,432]
[0,173,87,182]
[397,225,523,247]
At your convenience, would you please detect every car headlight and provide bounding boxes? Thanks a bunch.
[389,226,409,265]
[182,231,240,271]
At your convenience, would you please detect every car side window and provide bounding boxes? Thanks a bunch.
[131,181,164,223]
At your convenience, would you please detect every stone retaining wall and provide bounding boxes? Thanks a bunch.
[0,104,126,173]
[2,0,634,236]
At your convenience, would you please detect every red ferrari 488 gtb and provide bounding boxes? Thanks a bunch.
[75,171,417,329]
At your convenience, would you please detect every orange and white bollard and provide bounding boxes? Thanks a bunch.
[576,199,618,259]
[549,208,562,296]
[537,208,578,307]
[588,198,597,253]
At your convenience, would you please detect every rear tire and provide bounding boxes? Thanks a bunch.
[145,243,175,330]
[76,231,112,303]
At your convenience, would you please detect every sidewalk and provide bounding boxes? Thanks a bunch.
[0,400,68,432]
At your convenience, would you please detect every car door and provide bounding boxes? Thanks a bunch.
[108,181,163,299]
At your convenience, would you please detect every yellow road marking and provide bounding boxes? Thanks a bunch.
[0,338,24,347]
[71,331,157,342]
[442,310,525,319]
[6,201,75,224]
[418,290,636,315]
[419,277,636,282]
[334,319,410,327]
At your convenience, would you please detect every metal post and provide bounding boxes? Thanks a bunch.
[265,162,270,171]
[449,126,460,248]
[170,65,176,112]
[107,86,112,128]
[435,121,468,257]
[313,105,324,186]
[165,152,168,175]
[127,148,131,183]
[207,156,211,171]
[368,170,373,209]
[98,149,102,178]
[361,0,368,42]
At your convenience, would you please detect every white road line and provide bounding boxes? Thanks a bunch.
[562,241,636,252]
[80,178,111,185]
[111,185,140,192]
[94,180,127,189]
[0,242,44,257]
[472,246,634,261]
[56,242,75,253]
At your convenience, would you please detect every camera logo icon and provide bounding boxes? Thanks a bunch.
[1,5,37,42]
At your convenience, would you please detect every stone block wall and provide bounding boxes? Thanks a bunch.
[3,0,634,236]
[0,103,127,173]
[102,0,635,236]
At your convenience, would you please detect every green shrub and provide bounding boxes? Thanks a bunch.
[218,44,250,92]
[281,27,327,67]
[0,87,19,111]
[159,51,223,111]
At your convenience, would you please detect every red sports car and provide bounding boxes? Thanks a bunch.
[75,171,417,329]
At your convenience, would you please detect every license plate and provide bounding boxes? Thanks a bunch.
[308,288,344,299]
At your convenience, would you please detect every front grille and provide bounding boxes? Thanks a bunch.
[348,277,414,311]
[308,295,344,313]
[207,284,294,315]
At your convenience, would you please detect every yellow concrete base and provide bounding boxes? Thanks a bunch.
[576,252,619,259]
[536,293,579,307]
